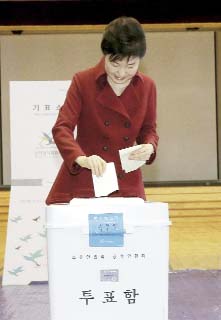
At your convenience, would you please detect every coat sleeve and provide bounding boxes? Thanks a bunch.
[136,80,159,165]
[52,75,86,174]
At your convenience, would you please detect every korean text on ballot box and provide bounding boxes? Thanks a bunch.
[46,197,171,320]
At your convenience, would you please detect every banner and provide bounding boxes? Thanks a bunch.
[2,81,71,285]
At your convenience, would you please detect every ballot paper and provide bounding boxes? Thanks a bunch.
[119,145,146,173]
[92,162,119,197]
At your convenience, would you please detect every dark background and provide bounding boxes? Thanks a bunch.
[0,0,221,25]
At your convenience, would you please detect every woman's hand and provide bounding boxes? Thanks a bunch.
[75,155,107,177]
[128,144,154,161]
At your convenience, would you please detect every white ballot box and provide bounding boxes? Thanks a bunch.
[46,198,171,320]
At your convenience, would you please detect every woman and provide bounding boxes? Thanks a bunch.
[46,16,158,205]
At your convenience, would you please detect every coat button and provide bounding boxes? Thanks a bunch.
[124,121,131,128]
[117,173,124,179]
[102,146,109,151]
[104,120,110,126]
[123,136,129,141]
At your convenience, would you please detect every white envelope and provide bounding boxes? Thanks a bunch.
[119,145,146,173]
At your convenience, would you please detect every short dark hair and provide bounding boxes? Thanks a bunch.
[101,16,146,61]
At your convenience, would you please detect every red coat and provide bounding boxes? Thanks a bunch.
[46,57,158,205]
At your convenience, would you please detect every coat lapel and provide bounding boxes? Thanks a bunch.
[96,83,130,120]
[120,82,141,119]
[96,81,141,120]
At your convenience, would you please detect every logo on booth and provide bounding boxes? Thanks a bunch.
[39,132,55,148]
[35,132,59,159]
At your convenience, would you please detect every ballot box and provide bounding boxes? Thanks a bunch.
[46,198,171,320]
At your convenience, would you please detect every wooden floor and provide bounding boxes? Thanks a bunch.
[146,186,221,270]
[1,186,221,273]
[0,190,8,276]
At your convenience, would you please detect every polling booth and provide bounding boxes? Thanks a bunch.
[46,198,171,320]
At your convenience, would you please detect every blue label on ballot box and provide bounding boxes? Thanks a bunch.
[88,213,124,247]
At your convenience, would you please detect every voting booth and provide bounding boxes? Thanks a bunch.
[46,198,170,320]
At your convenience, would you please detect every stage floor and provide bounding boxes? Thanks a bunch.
[0,270,221,320]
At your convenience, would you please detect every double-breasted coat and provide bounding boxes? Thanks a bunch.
[45,57,159,205]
